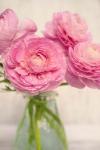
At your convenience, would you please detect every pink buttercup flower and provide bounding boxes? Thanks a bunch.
[4,36,66,94]
[0,9,37,54]
[44,11,91,52]
[66,42,100,89]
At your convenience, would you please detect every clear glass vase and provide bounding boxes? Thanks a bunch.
[15,92,68,150]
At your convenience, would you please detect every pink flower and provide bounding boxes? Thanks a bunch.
[4,36,66,94]
[66,42,100,89]
[0,9,37,54]
[44,11,91,52]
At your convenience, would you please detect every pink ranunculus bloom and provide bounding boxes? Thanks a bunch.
[66,42,100,89]
[44,11,91,53]
[0,9,37,54]
[4,36,66,94]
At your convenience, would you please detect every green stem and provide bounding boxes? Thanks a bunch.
[29,97,42,150]
[43,105,62,125]
[44,114,68,150]
[34,106,42,150]
[28,99,34,144]
[31,97,62,125]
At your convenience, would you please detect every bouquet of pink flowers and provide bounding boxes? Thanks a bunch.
[0,8,99,150]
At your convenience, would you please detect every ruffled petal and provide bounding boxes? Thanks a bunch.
[14,19,37,40]
[65,70,85,88]
[0,9,18,54]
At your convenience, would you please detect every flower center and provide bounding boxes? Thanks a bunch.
[31,53,46,67]
[32,55,42,65]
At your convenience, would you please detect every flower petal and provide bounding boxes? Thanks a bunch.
[66,70,85,88]
[0,9,18,54]
[15,19,37,40]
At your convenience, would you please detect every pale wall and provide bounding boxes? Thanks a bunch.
[0,0,100,126]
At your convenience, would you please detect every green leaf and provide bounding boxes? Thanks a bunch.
[0,79,10,83]
[3,85,15,91]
